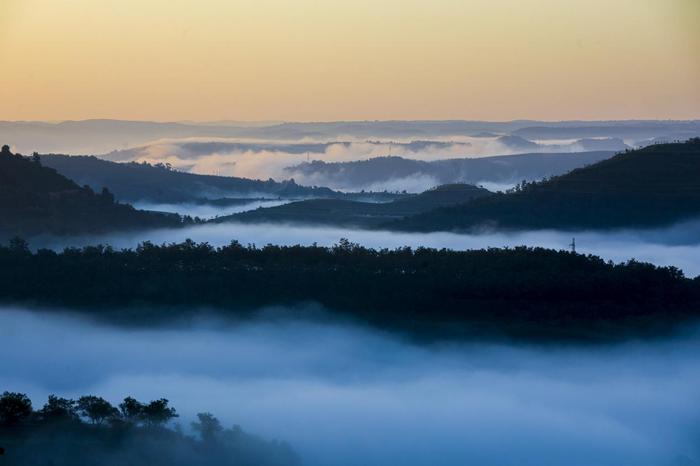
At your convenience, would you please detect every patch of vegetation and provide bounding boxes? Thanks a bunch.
[0,391,298,466]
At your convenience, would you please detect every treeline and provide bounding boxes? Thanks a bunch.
[0,391,298,466]
[1,238,699,340]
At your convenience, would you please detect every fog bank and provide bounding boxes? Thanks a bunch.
[1,307,699,466]
[30,218,700,277]
[100,137,624,191]
[132,200,289,219]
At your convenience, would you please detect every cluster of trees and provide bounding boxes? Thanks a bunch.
[0,392,177,428]
[1,238,698,340]
[0,391,299,466]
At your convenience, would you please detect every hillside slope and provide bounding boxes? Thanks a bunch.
[218,184,490,227]
[40,153,338,203]
[0,146,183,238]
[286,151,614,191]
[390,140,700,232]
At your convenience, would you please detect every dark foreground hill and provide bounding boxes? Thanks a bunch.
[0,146,184,238]
[0,391,299,466]
[218,183,491,227]
[1,239,698,341]
[390,140,700,232]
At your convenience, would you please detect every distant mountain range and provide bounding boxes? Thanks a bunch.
[1,119,697,154]
[0,146,183,238]
[390,140,700,232]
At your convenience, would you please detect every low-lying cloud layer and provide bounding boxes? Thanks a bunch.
[101,137,624,192]
[132,200,290,220]
[30,218,700,277]
[1,307,699,466]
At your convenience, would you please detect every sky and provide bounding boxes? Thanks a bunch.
[0,0,698,122]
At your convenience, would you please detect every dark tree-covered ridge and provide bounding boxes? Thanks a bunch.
[0,146,188,238]
[219,183,491,227]
[39,152,340,203]
[390,140,700,231]
[1,238,698,341]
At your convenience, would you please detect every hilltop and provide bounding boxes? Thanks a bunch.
[390,140,700,232]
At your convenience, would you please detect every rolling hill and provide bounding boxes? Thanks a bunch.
[39,153,340,203]
[389,140,700,232]
[286,151,615,191]
[0,146,183,238]
[217,183,490,227]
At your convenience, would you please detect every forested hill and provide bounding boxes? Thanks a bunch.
[218,183,490,227]
[1,239,698,341]
[285,151,615,191]
[0,146,183,238]
[39,153,338,203]
[389,140,700,232]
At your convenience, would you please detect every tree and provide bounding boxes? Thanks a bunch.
[76,396,119,425]
[119,396,144,423]
[8,237,30,255]
[40,395,77,423]
[100,187,115,203]
[0,145,10,157]
[141,399,178,426]
[0,391,33,426]
[191,412,222,443]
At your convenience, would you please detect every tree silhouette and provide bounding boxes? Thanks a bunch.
[76,396,119,425]
[100,187,115,203]
[39,395,78,423]
[119,396,145,423]
[0,391,33,426]
[192,412,223,443]
[8,237,30,255]
[141,399,178,426]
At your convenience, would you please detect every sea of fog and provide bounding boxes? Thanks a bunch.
[132,200,290,220]
[29,218,700,277]
[1,307,699,466]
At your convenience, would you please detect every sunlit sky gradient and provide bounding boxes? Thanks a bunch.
[0,0,698,121]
